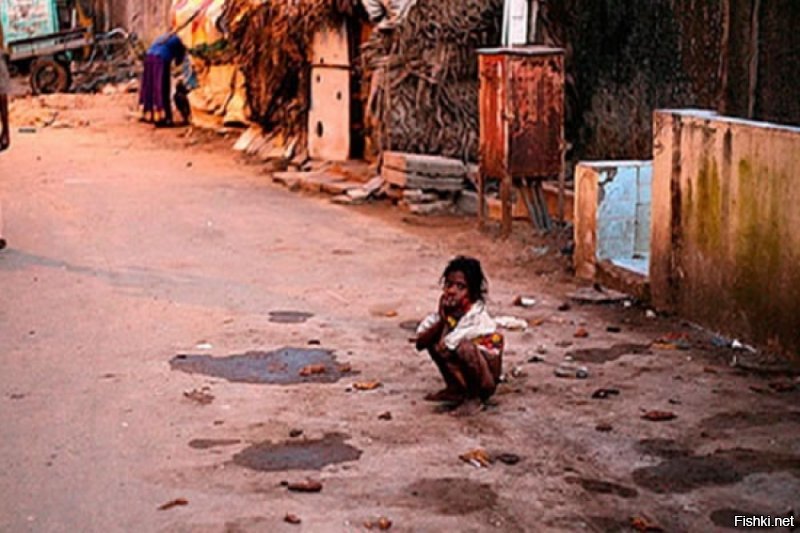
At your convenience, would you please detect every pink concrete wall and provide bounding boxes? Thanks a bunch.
[651,110,800,358]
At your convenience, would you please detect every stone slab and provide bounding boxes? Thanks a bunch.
[382,168,464,191]
[383,151,466,177]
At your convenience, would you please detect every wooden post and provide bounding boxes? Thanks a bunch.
[478,167,486,230]
[500,172,513,238]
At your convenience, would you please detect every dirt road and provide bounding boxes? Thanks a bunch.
[1,94,798,532]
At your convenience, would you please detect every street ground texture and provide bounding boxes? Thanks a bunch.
[1,94,798,533]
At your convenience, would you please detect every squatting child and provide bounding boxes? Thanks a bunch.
[415,256,504,415]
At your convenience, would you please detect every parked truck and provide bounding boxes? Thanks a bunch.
[0,0,140,94]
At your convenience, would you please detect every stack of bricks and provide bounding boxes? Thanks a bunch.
[381,152,467,215]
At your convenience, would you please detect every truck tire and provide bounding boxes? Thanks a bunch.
[30,57,71,94]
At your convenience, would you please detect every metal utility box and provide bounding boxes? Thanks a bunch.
[477,46,565,236]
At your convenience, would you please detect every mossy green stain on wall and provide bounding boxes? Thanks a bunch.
[732,158,800,355]
[692,157,723,252]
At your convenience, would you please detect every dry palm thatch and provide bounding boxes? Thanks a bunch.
[223,0,357,142]
[361,0,503,162]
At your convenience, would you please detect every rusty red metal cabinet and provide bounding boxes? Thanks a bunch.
[477,46,565,236]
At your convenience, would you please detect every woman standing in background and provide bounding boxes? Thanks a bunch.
[138,33,187,127]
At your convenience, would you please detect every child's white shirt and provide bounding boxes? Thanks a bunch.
[417,301,497,350]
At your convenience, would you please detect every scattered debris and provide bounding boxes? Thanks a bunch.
[494,453,521,465]
[337,363,353,374]
[513,295,537,307]
[574,328,590,338]
[495,316,528,331]
[630,515,664,532]
[711,335,731,348]
[158,498,188,511]
[554,365,589,379]
[596,423,613,432]
[641,410,677,422]
[378,411,392,421]
[730,339,757,352]
[527,355,545,363]
[510,366,526,378]
[364,517,393,530]
[284,513,302,525]
[591,388,620,399]
[557,303,572,312]
[568,286,629,304]
[645,310,657,319]
[286,479,323,493]
[183,388,215,405]
[353,381,382,391]
[299,364,327,377]
[459,448,492,468]
[652,342,679,351]
[769,381,797,393]
[530,245,550,257]
[606,326,622,333]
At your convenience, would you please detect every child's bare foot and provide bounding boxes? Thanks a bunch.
[449,398,483,417]
[424,388,464,403]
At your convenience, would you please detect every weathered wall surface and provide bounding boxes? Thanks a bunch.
[539,1,800,165]
[109,0,170,44]
[574,161,651,280]
[651,110,800,358]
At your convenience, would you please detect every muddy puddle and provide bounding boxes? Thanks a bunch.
[565,476,638,499]
[637,438,691,459]
[170,347,352,384]
[633,446,800,493]
[399,320,420,332]
[233,432,361,472]
[700,410,800,431]
[400,478,498,515]
[269,311,314,324]
[566,344,650,363]
[189,438,241,450]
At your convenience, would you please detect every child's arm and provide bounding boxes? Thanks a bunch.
[415,318,446,351]
[415,295,449,351]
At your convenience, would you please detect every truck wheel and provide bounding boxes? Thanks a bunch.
[30,58,71,94]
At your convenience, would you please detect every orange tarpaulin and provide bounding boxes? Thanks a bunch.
[170,0,225,48]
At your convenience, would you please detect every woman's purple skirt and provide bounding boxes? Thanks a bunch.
[139,54,172,122]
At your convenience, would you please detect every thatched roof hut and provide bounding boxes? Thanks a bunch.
[222,1,360,145]
[223,0,503,161]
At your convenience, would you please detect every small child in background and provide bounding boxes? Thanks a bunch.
[173,80,191,126]
[416,256,504,416]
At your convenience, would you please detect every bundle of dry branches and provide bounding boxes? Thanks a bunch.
[223,0,357,142]
[361,0,502,161]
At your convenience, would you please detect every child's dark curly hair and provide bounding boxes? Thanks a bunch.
[442,256,488,302]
